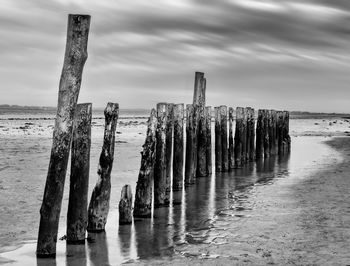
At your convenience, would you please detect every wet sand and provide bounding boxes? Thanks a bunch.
[1,136,350,265]
[147,137,350,266]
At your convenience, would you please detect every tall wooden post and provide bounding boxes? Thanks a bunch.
[133,109,157,218]
[205,106,212,175]
[234,107,244,167]
[256,109,264,159]
[87,102,119,232]
[263,110,270,158]
[214,107,222,172]
[165,103,174,198]
[284,111,291,153]
[67,103,92,244]
[119,185,133,225]
[193,72,207,177]
[228,107,234,170]
[185,104,196,185]
[173,104,184,191]
[154,103,168,207]
[248,108,255,161]
[36,14,90,258]
[220,106,228,171]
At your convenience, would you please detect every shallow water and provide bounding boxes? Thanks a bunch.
[0,136,342,265]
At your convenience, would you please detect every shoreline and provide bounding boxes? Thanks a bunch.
[0,136,349,265]
[146,136,350,265]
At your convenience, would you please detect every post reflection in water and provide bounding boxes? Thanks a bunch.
[66,243,87,266]
[118,224,132,259]
[87,232,109,266]
[36,258,57,266]
[118,153,291,261]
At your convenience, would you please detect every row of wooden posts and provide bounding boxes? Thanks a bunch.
[36,14,291,258]
[132,74,291,219]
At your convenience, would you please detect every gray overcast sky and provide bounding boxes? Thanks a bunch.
[1,0,350,112]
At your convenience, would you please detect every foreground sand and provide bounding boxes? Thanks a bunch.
[1,136,350,265]
[145,137,350,265]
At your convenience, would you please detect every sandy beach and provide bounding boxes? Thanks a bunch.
[0,113,350,265]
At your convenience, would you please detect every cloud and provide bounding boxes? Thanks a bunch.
[0,0,350,112]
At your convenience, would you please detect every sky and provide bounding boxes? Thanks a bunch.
[1,0,350,112]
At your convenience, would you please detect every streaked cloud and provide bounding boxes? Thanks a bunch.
[0,0,350,112]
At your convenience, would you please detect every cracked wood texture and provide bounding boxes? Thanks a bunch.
[67,103,92,244]
[220,106,228,171]
[133,109,157,218]
[173,104,184,191]
[87,102,119,232]
[205,106,212,175]
[154,103,169,207]
[165,103,174,199]
[214,107,222,172]
[36,14,90,258]
[228,107,234,169]
[194,72,207,177]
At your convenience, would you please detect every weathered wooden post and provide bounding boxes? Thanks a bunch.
[214,107,222,172]
[284,111,291,153]
[277,111,284,155]
[36,14,90,258]
[185,104,196,185]
[87,102,119,232]
[246,107,251,162]
[133,109,157,218]
[205,106,212,175]
[193,72,207,177]
[263,110,270,158]
[269,110,277,156]
[220,106,228,171]
[173,104,184,191]
[234,107,244,167]
[228,107,234,170]
[67,103,92,244]
[154,103,169,207]
[248,108,255,161]
[165,103,174,198]
[119,185,133,225]
[256,109,265,159]
[241,108,248,164]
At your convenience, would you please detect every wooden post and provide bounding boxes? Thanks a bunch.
[228,107,234,169]
[263,110,270,158]
[214,107,222,172]
[220,106,228,171]
[256,109,264,159]
[119,185,133,225]
[277,111,284,155]
[193,72,207,177]
[173,104,184,191]
[165,103,174,198]
[36,14,90,258]
[154,103,168,207]
[205,106,212,175]
[280,111,291,154]
[87,102,119,232]
[241,108,248,164]
[249,108,255,161]
[67,103,92,244]
[185,104,196,185]
[234,107,244,167]
[269,110,277,156]
[246,107,251,163]
[133,109,157,218]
